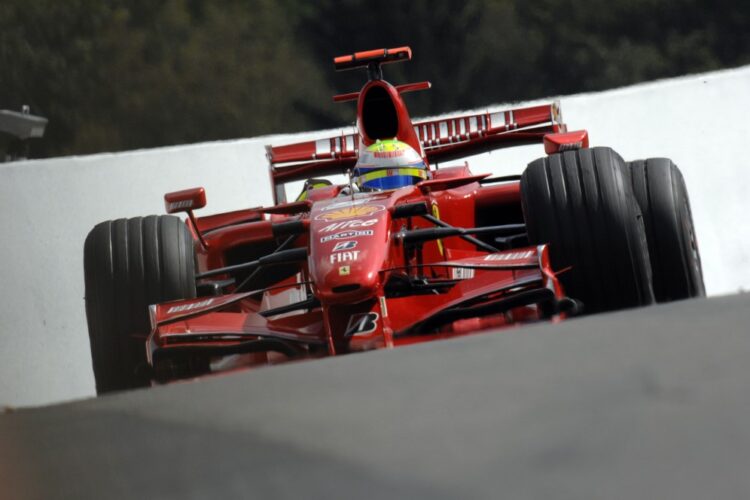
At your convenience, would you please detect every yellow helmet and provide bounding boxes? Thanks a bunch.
[353,139,428,190]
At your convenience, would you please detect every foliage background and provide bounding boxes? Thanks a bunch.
[1,0,748,157]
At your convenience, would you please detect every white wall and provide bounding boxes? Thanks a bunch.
[465,65,750,296]
[2,65,748,407]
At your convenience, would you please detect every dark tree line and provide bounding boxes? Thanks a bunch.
[1,0,748,158]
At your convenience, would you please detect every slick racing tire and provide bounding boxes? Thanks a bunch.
[84,215,196,394]
[521,147,654,313]
[626,158,705,301]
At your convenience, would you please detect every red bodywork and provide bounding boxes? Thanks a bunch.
[146,47,583,382]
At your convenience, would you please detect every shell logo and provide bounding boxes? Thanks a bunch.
[315,205,384,221]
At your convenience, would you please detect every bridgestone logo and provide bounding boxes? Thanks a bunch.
[167,299,214,314]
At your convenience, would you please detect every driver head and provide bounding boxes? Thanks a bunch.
[353,139,428,191]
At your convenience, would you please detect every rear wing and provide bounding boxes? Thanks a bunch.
[267,102,565,203]
[333,46,412,72]
[415,101,565,163]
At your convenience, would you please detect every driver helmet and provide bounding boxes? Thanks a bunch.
[353,139,429,191]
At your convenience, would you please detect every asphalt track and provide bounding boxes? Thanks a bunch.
[3,293,750,499]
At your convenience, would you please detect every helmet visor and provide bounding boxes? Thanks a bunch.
[354,166,429,190]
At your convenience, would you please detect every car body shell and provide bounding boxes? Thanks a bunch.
[145,47,585,381]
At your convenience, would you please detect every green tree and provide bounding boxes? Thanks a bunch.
[1,0,340,156]
[1,0,748,157]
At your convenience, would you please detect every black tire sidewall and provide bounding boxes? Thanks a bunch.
[521,147,654,313]
[84,215,196,394]
[626,158,705,301]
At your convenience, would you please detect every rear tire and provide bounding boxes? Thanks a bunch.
[627,158,705,301]
[84,215,196,394]
[521,147,654,313]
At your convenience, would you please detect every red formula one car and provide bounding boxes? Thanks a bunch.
[84,47,705,394]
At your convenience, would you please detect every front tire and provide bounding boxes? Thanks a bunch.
[84,215,196,394]
[521,147,654,313]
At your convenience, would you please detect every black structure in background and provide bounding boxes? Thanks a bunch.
[0,106,47,162]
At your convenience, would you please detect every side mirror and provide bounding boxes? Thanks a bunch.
[164,187,206,214]
[164,187,209,250]
[543,130,589,155]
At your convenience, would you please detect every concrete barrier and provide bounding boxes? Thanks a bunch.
[2,65,748,407]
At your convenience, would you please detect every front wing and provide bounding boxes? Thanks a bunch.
[146,245,567,379]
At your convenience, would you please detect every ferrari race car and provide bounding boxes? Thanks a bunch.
[84,47,705,394]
